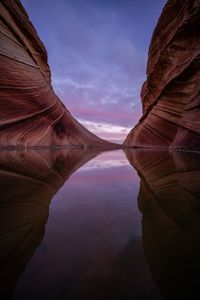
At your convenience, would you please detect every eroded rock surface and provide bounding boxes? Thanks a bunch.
[124,0,200,150]
[0,0,115,148]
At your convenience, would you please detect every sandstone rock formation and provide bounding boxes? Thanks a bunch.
[0,148,100,298]
[0,0,115,148]
[126,149,200,298]
[124,0,200,150]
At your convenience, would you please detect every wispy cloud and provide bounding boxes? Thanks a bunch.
[79,119,132,143]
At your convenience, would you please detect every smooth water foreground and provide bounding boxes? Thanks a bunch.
[0,149,200,299]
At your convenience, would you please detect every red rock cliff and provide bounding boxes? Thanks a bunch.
[0,0,115,148]
[124,0,200,150]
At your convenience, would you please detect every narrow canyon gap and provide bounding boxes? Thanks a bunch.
[0,0,200,149]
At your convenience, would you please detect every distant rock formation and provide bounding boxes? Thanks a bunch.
[126,149,200,298]
[0,0,115,148]
[124,0,200,150]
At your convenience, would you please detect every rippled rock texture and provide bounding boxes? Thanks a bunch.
[124,0,200,150]
[0,0,114,148]
[126,149,200,298]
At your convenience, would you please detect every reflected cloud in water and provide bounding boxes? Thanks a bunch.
[77,150,129,171]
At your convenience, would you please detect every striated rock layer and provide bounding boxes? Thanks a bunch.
[0,0,115,148]
[124,0,200,150]
[126,149,200,298]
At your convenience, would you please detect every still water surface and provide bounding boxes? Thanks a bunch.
[0,149,200,299]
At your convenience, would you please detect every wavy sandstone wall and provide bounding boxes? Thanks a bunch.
[124,0,200,150]
[0,0,115,148]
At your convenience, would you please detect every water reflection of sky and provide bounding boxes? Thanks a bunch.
[14,150,162,300]
[77,150,130,170]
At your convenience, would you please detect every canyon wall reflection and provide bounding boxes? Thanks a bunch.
[126,149,200,299]
[0,148,100,298]
[1,149,200,299]
[10,150,159,300]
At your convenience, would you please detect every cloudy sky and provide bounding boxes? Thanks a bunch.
[21,0,166,142]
